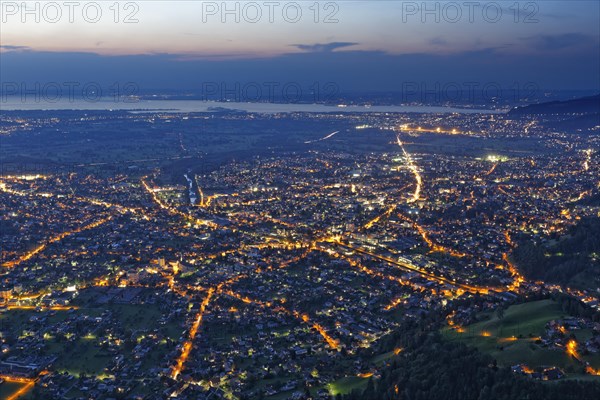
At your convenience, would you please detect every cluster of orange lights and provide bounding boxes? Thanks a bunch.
[6,132,597,394]
[168,246,315,380]
[323,247,417,294]
[566,340,578,358]
[331,241,490,295]
[586,365,600,376]
[6,305,78,311]
[141,177,218,229]
[3,217,111,268]
[399,125,461,135]
[384,297,405,311]
[558,325,567,334]
[171,287,217,379]
[502,253,525,291]
[225,290,340,350]
[504,231,514,247]
[397,213,467,258]
[363,205,396,230]
[298,312,340,350]
[521,365,534,374]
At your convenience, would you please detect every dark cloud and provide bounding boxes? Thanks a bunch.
[461,46,511,56]
[0,45,31,52]
[523,33,594,50]
[291,42,359,53]
[429,37,448,46]
[1,47,598,92]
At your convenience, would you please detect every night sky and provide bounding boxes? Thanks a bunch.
[1,1,599,92]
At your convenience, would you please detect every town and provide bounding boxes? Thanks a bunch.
[1,107,599,399]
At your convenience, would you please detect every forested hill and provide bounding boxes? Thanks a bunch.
[510,217,600,291]
[341,333,600,400]
[509,94,600,116]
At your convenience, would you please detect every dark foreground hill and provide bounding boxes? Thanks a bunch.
[510,217,600,291]
[509,94,600,116]
[508,94,599,133]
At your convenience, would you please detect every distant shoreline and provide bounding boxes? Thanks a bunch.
[0,98,504,114]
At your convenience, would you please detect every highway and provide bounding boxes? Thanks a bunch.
[395,135,422,203]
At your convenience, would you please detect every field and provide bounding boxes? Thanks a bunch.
[327,376,370,396]
[0,297,175,378]
[324,347,404,396]
[0,381,27,399]
[442,300,600,378]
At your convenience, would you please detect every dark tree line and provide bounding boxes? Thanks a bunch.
[511,217,600,289]
[341,332,600,400]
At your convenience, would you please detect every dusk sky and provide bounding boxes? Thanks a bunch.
[1,1,599,92]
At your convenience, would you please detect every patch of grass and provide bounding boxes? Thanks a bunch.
[327,376,369,396]
[0,381,27,399]
[444,300,565,340]
[267,389,297,400]
[442,300,600,377]
[371,350,397,365]
[52,339,113,376]
[109,304,163,332]
[0,309,74,337]
[1,301,173,380]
